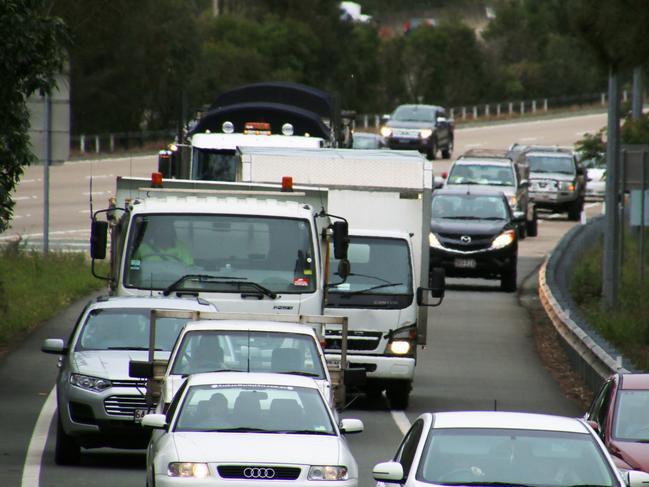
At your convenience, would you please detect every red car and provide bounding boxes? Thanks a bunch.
[585,373,649,472]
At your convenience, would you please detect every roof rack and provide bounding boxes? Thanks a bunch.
[460,148,512,160]
[509,144,574,155]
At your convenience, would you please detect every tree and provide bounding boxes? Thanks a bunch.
[0,0,67,233]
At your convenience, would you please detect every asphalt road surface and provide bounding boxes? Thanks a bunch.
[0,111,606,486]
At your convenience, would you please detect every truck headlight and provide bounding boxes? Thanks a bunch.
[387,326,417,356]
[419,128,433,139]
[560,181,576,192]
[308,466,348,481]
[380,126,393,138]
[491,230,516,249]
[168,462,210,478]
[70,373,112,392]
[429,232,444,249]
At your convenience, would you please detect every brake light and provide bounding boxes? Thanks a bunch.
[151,172,163,188]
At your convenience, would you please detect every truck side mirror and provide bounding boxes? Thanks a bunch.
[332,221,349,259]
[429,267,445,298]
[90,220,108,260]
[158,149,173,178]
[337,258,351,281]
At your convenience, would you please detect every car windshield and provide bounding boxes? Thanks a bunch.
[169,330,326,379]
[613,390,649,441]
[447,163,515,187]
[174,384,336,434]
[75,308,189,351]
[327,236,412,295]
[418,427,616,487]
[124,214,316,293]
[392,106,436,122]
[527,155,575,174]
[432,194,509,220]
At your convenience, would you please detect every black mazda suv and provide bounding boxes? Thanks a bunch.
[429,187,523,292]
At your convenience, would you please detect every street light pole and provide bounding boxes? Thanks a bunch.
[43,92,51,254]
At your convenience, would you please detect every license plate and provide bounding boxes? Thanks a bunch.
[133,408,152,423]
[454,258,476,269]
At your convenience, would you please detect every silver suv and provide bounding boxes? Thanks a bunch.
[41,295,217,465]
[443,149,538,237]
[510,145,586,221]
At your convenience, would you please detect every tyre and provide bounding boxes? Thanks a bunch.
[526,211,538,237]
[365,385,384,402]
[441,139,453,159]
[500,266,517,293]
[426,139,437,160]
[386,381,411,410]
[55,413,80,465]
[518,223,526,240]
[567,199,582,221]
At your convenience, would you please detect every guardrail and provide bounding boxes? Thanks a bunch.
[538,215,636,393]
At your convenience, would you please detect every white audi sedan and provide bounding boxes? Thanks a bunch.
[373,411,649,487]
[143,372,363,487]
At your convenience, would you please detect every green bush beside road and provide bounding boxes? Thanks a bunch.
[570,231,649,370]
[0,243,105,349]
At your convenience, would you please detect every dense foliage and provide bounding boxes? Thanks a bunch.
[0,0,67,233]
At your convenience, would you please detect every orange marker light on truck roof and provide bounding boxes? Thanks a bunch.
[151,172,163,188]
[281,176,293,192]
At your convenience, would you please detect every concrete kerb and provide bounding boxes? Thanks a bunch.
[537,215,634,393]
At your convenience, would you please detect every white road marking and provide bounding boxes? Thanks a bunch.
[13,214,32,219]
[79,209,91,214]
[82,191,110,196]
[21,387,56,487]
[0,229,90,240]
[390,410,411,435]
[14,196,38,201]
[464,143,484,148]
[21,179,42,184]
[519,137,537,142]
[65,155,154,166]
[85,174,114,179]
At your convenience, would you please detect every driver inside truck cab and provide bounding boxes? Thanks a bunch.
[133,220,194,265]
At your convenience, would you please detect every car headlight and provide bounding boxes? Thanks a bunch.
[168,462,210,478]
[70,373,112,392]
[419,128,433,139]
[380,126,392,138]
[308,466,348,481]
[387,326,417,356]
[560,181,576,191]
[508,195,517,209]
[429,232,444,249]
[491,230,516,249]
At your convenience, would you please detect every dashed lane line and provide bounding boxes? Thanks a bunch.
[390,410,411,435]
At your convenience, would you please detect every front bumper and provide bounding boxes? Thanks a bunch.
[530,190,578,209]
[386,136,431,151]
[58,382,150,449]
[154,472,358,487]
[325,353,415,380]
[430,245,516,279]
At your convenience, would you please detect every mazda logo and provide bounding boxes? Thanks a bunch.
[244,467,276,479]
[460,235,472,244]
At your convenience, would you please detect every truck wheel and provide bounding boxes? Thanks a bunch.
[386,381,411,410]
[426,140,437,160]
[55,413,80,465]
[500,266,517,293]
[526,211,538,237]
[441,139,453,159]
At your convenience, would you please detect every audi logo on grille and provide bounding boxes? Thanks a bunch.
[244,467,276,479]
[460,235,472,244]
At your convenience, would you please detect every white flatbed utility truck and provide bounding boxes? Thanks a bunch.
[218,147,445,409]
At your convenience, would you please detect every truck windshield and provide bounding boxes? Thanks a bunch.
[327,236,412,308]
[192,148,237,181]
[123,214,316,294]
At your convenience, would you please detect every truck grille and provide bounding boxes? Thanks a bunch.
[104,395,147,417]
[217,466,301,480]
[325,331,382,351]
[531,179,559,191]
[110,379,147,388]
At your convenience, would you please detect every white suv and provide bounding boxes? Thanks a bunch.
[41,295,217,465]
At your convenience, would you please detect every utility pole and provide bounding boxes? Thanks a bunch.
[43,93,52,254]
[632,66,644,120]
[603,67,621,309]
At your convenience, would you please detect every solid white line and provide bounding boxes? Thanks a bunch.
[0,228,89,240]
[85,174,114,179]
[14,196,38,201]
[21,387,56,487]
[390,410,411,435]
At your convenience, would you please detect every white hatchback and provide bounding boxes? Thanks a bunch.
[373,410,649,487]
[143,372,363,487]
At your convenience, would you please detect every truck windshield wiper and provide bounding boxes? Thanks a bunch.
[328,271,392,287]
[163,274,247,296]
[442,216,481,220]
[347,282,403,295]
[278,371,322,377]
[163,274,277,299]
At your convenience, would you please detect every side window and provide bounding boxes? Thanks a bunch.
[394,420,425,480]
[589,380,612,426]
[166,380,189,427]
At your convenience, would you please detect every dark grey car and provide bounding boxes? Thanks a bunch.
[380,104,454,160]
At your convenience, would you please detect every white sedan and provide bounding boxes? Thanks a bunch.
[373,410,649,487]
[143,372,363,487]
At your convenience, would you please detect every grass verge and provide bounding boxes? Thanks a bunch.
[0,241,106,351]
[570,230,649,370]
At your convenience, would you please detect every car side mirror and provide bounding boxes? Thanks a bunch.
[626,470,649,487]
[513,211,526,223]
[373,461,404,482]
[41,338,67,354]
[441,171,448,179]
[381,114,391,123]
[340,418,364,434]
[141,413,167,429]
[586,420,600,433]
[520,179,529,187]
[436,116,447,124]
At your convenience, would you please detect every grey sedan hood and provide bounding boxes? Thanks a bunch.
[72,350,170,380]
